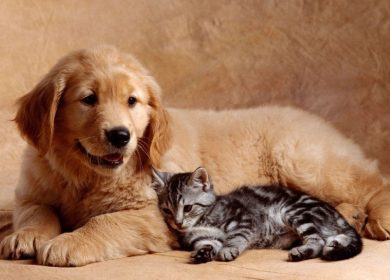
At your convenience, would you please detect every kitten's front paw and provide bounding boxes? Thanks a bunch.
[217,247,239,261]
[288,245,319,262]
[191,245,216,264]
[37,232,104,267]
[0,229,48,259]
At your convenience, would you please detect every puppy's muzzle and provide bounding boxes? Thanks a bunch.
[105,127,130,148]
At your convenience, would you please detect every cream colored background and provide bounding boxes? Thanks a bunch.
[0,1,389,279]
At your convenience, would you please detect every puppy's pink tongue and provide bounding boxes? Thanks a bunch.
[103,153,123,162]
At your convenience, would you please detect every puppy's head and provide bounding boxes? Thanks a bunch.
[15,46,170,176]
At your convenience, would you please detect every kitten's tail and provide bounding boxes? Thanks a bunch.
[321,228,363,261]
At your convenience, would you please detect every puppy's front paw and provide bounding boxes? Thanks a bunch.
[0,229,48,259]
[217,247,239,261]
[37,233,104,267]
[191,244,216,264]
[364,219,390,240]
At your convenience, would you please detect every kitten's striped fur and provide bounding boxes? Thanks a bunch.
[152,167,362,263]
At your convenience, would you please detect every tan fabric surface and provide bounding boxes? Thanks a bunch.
[0,238,389,280]
[0,0,389,279]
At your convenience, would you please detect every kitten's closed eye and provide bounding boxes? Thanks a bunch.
[162,208,172,215]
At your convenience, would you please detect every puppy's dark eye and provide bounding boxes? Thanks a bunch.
[162,208,171,215]
[183,205,192,213]
[128,96,137,107]
[81,93,97,106]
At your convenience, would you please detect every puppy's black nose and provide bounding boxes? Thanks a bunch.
[105,127,130,148]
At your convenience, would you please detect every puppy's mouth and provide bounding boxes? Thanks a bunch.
[76,140,124,169]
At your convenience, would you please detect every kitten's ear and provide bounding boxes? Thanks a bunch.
[190,167,211,191]
[151,168,171,194]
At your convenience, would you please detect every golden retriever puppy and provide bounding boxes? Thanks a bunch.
[0,46,389,267]
[0,46,176,266]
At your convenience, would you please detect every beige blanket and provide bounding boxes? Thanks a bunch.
[1,0,389,279]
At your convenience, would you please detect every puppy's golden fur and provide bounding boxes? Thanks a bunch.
[1,46,389,266]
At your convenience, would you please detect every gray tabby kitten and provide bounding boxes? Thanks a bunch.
[152,167,362,263]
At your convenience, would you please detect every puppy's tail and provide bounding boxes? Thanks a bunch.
[365,186,390,240]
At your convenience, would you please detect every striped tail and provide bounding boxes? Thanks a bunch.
[321,229,363,261]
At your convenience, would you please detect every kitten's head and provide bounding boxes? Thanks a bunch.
[152,167,216,232]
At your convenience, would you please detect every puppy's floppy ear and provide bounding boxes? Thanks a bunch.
[144,76,172,168]
[14,67,67,155]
